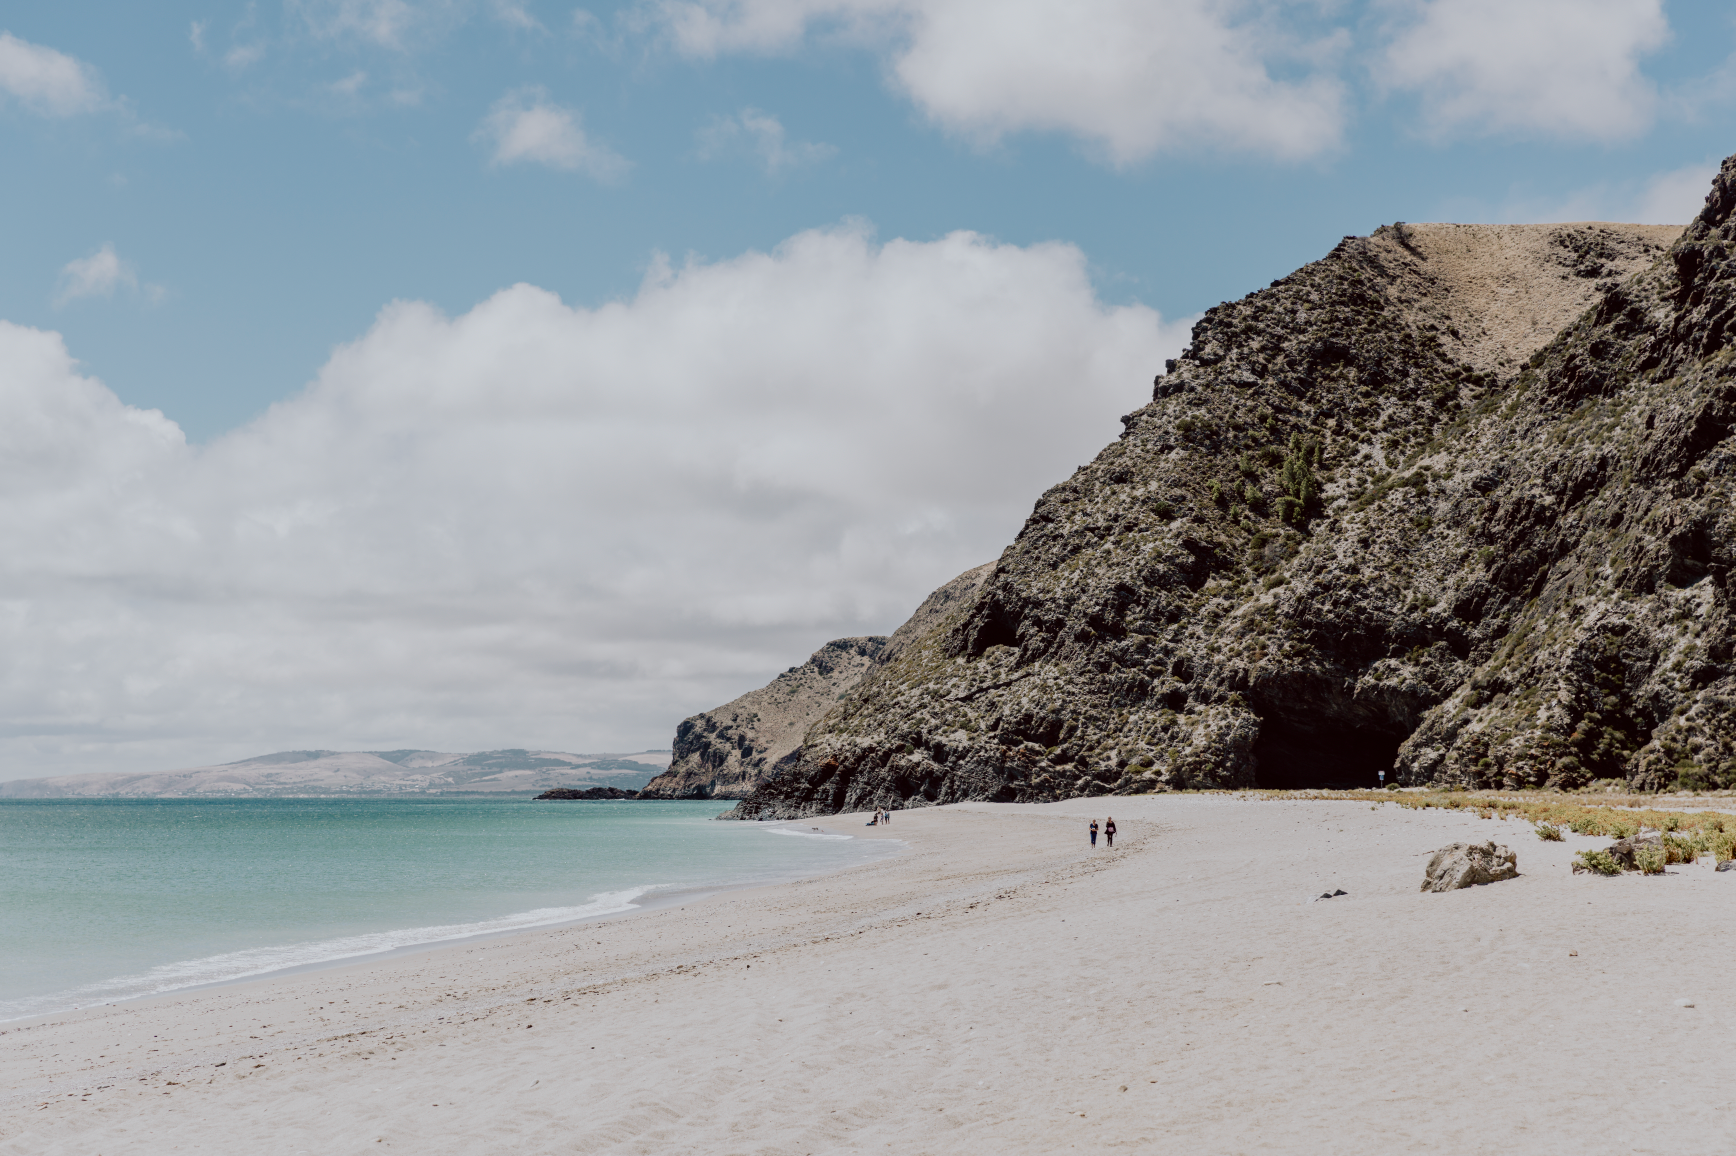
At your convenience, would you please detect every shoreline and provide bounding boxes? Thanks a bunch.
[3,797,1732,1152]
[0,816,900,1029]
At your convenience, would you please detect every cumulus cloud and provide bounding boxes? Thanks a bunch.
[645,0,1347,164]
[0,225,1190,776]
[698,108,835,173]
[0,31,108,117]
[53,245,138,306]
[1378,0,1669,140]
[477,86,629,179]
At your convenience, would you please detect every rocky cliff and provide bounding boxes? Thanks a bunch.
[641,565,993,800]
[730,160,1736,818]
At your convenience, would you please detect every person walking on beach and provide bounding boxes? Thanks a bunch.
[1104,816,1116,849]
[1089,819,1098,848]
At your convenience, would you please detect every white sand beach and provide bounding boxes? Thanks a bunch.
[2,796,1732,1154]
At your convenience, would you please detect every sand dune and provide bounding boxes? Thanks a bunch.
[2,796,1732,1153]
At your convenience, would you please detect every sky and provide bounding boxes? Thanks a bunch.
[2,0,1735,779]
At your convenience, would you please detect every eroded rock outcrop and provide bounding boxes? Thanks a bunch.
[729,159,1736,818]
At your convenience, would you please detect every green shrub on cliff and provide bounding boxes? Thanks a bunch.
[1277,434,1322,526]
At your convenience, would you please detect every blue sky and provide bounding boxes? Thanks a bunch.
[9,1,1734,438]
[3,1,1736,776]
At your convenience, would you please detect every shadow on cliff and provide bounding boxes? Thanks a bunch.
[1251,719,1403,790]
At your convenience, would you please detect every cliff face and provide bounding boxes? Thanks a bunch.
[639,563,996,800]
[731,164,1736,818]
[639,638,888,800]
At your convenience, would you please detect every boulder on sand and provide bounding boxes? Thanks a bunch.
[1422,841,1518,892]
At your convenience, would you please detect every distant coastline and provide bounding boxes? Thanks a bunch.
[0,747,672,799]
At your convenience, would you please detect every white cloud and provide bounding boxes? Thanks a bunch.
[1488,159,1716,226]
[0,225,1190,776]
[331,70,369,96]
[491,0,546,31]
[698,107,836,173]
[1630,162,1717,225]
[189,21,207,53]
[477,86,628,179]
[54,245,137,306]
[1378,0,1669,140]
[0,31,107,117]
[292,0,425,49]
[224,43,266,71]
[644,0,1347,164]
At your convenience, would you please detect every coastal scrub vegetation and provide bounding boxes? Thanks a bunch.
[1232,788,1735,860]
[1574,849,1622,875]
[1276,434,1322,526]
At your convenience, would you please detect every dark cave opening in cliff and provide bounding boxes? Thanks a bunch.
[1251,720,1405,790]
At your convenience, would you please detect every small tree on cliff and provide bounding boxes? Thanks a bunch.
[1276,434,1322,526]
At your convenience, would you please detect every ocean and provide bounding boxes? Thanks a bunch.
[0,796,893,1023]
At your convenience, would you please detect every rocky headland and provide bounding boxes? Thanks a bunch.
[639,564,992,800]
[721,157,1736,818]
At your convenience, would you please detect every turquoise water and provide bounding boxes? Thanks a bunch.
[0,797,893,1022]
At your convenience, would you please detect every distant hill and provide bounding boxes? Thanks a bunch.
[0,749,672,798]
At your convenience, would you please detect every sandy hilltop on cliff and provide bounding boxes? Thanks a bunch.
[0,748,671,798]
[622,175,1736,820]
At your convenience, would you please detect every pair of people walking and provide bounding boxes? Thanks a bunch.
[1089,816,1116,848]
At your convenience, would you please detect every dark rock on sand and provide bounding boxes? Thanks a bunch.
[1422,841,1518,891]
